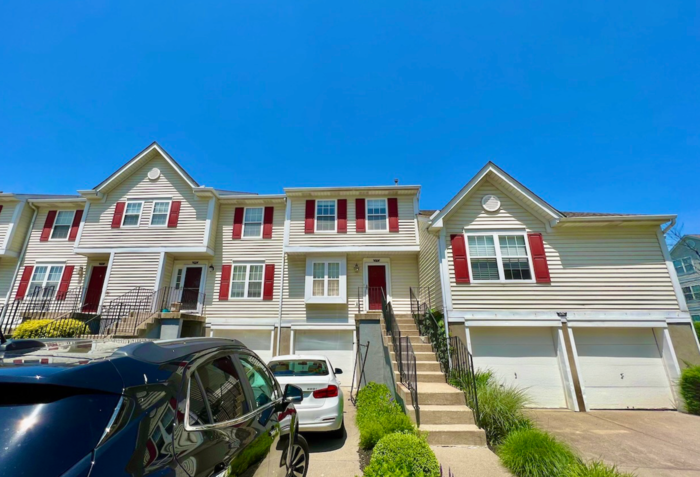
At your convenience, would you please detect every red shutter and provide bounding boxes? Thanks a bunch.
[337,199,347,233]
[56,266,74,301]
[355,199,366,233]
[68,210,83,241]
[111,202,126,228]
[219,265,232,300]
[16,266,34,300]
[263,264,275,300]
[263,207,274,239]
[451,234,470,284]
[305,200,315,234]
[232,208,244,239]
[167,201,181,228]
[0,205,3,217]
[528,233,551,284]
[40,210,57,241]
[388,198,399,232]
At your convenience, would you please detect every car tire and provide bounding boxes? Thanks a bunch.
[287,434,309,477]
[329,418,345,439]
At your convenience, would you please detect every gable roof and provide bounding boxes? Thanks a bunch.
[91,142,200,193]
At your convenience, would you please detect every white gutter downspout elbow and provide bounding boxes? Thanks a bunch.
[662,217,676,235]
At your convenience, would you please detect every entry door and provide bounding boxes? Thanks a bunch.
[181,267,203,312]
[82,266,107,313]
[367,265,387,311]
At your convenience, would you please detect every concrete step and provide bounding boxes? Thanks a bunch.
[395,370,446,383]
[385,329,421,338]
[389,350,437,362]
[384,334,429,346]
[408,405,476,425]
[392,360,442,372]
[388,341,433,353]
[399,382,466,406]
[397,322,420,333]
[420,424,487,446]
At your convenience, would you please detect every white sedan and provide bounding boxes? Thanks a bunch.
[268,354,345,436]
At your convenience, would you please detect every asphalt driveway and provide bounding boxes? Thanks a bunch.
[531,410,700,477]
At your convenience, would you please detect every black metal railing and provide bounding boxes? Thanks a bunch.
[382,292,419,420]
[350,340,370,405]
[449,335,480,424]
[153,286,207,314]
[410,287,449,374]
[356,286,386,314]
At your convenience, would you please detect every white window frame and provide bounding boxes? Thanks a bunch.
[28,263,66,298]
[50,210,76,241]
[150,200,172,227]
[242,207,264,239]
[121,201,144,228]
[674,257,695,275]
[365,198,389,233]
[683,285,700,302]
[230,262,265,300]
[464,230,536,284]
[305,256,347,304]
[315,199,337,233]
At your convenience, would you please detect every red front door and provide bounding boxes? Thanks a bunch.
[181,267,203,311]
[83,266,107,313]
[367,265,387,311]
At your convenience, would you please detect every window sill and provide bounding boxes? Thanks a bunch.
[305,296,346,305]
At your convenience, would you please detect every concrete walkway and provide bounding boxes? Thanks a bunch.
[431,446,511,476]
[531,410,700,477]
[304,391,362,477]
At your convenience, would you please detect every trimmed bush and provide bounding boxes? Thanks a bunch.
[498,428,578,477]
[563,460,634,477]
[694,321,700,341]
[363,432,440,477]
[356,382,414,449]
[680,365,700,415]
[13,318,88,339]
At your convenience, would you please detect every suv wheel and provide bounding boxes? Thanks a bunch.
[287,434,309,477]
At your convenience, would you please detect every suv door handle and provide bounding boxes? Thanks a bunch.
[214,462,226,472]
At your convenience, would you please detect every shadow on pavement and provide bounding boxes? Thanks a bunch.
[302,428,348,453]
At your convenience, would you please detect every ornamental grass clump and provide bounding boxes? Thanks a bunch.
[563,460,635,477]
[498,428,578,477]
[680,365,700,415]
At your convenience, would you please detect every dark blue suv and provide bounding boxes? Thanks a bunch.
[0,338,308,477]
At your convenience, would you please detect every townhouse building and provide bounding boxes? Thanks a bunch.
[1,143,698,413]
[670,235,700,322]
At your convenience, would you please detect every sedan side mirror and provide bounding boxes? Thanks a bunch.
[334,368,343,375]
[283,384,303,404]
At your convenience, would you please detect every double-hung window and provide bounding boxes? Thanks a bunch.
[312,262,340,297]
[315,200,336,232]
[674,257,695,275]
[683,285,700,302]
[122,202,143,227]
[50,211,75,240]
[466,233,533,282]
[243,207,263,238]
[366,199,388,231]
[306,258,346,303]
[231,263,264,299]
[29,264,64,298]
[150,201,171,226]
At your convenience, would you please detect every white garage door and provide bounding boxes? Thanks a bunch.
[214,329,274,362]
[293,330,355,385]
[471,327,567,408]
[574,328,675,410]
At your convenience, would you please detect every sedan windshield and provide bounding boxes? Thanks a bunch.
[269,360,329,377]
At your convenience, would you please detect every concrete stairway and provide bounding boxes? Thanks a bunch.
[386,314,486,446]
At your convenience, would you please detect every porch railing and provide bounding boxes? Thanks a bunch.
[356,286,385,314]
[449,335,480,424]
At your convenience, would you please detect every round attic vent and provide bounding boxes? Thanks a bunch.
[688,239,696,248]
[482,194,501,212]
[148,168,161,181]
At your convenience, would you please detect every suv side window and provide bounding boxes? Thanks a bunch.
[238,354,280,408]
[188,355,249,426]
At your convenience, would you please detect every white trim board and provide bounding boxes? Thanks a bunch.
[74,246,215,255]
[285,245,420,254]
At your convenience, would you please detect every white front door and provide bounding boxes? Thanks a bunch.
[471,327,568,408]
[574,328,675,410]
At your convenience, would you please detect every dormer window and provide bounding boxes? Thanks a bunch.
[315,200,336,232]
[50,211,75,240]
[122,202,143,227]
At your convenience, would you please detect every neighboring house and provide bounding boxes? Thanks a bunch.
[670,235,700,322]
[424,162,700,412]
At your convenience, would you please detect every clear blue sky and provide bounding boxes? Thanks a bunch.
[1,1,698,234]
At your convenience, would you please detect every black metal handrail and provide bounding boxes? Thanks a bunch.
[410,287,449,374]
[356,286,386,314]
[449,335,480,424]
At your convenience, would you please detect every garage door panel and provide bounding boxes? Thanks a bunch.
[474,327,558,345]
[578,365,670,388]
[472,344,557,360]
[294,330,355,381]
[477,363,566,387]
[576,344,663,360]
[574,328,658,346]
[215,329,273,362]
[584,387,675,410]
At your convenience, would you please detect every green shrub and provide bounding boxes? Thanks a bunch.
[694,321,700,341]
[680,365,700,415]
[364,432,440,477]
[563,460,634,477]
[356,382,415,449]
[498,428,578,477]
[13,318,88,339]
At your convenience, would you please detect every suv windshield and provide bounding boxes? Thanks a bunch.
[269,360,329,377]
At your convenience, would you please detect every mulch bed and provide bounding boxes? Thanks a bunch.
[358,448,372,472]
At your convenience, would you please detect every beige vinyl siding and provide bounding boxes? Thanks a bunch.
[444,181,679,310]
[0,201,18,251]
[10,206,88,298]
[418,216,443,310]
[103,252,161,301]
[9,203,34,254]
[205,201,285,320]
[0,258,18,305]
[160,254,175,289]
[79,155,207,248]
[207,199,219,251]
[287,195,418,247]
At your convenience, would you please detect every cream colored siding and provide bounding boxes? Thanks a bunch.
[0,258,17,305]
[207,199,219,250]
[104,252,161,301]
[444,181,679,310]
[205,201,285,320]
[161,254,175,289]
[418,216,443,310]
[10,207,88,298]
[79,155,207,248]
[0,202,17,250]
[287,195,417,247]
[9,203,34,253]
